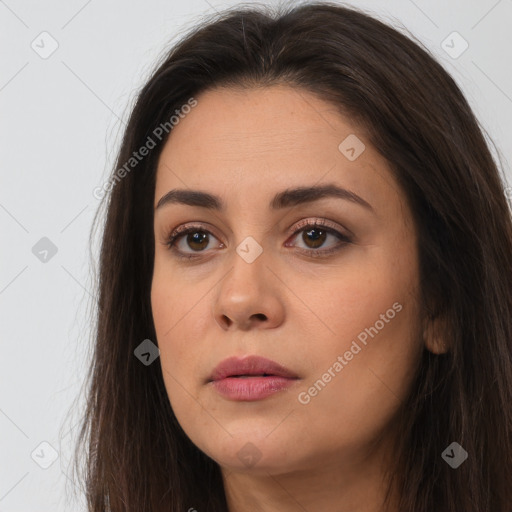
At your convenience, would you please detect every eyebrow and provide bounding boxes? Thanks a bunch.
[155,183,374,212]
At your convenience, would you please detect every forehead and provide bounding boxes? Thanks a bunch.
[154,84,397,213]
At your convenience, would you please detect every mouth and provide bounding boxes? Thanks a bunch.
[208,355,299,383]
[208,373,300,401]
[224,373,281,378]
[206,355,299,401]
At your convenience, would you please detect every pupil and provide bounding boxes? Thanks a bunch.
[185,228,326,252]
[304,228,326,249]
[188,232,208,251]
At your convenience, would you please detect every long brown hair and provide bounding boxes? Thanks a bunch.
[73,2,512,510]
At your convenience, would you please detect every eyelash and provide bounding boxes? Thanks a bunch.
[164,218,352,261]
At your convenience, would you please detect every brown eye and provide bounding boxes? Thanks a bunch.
[285,219,352,258]
[167,228,217,253]
[165,219,351,262]
[183,231,209,251]
[302,227,328,249]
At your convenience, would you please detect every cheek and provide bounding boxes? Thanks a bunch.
[292,246,421,422]
[151,259,205,338]
[150,271,211,400]
[293,301,420,453]
[291,250,415,346]
[296,277,418,397]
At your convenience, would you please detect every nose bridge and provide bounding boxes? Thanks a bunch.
[223,198,289,293]
[211,232,285,330]
[223,197,271,267]
[226,235,267,297]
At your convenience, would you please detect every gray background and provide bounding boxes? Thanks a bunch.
[1,0,511,510]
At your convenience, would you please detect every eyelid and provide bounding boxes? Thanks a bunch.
[163,217,352,259]
[167,222,219,240]
[285,217,351,238]
[165,218,348,244]
[168,217,349,238]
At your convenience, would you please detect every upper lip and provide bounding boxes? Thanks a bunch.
[208,355,299,382]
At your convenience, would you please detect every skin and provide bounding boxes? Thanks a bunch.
[151,84,432,512]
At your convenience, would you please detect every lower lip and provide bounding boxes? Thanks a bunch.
[210,376,299,401]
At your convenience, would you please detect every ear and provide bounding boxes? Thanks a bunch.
[423,311,449,355]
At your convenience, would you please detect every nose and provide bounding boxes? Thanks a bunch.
[211,245,286,331]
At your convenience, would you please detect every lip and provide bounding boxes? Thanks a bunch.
[207,355,300,401]
[208,355,299,381]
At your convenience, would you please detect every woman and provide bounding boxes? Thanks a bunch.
[75,2,512,511]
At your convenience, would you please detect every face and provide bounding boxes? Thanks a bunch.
[151,84,424,476]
